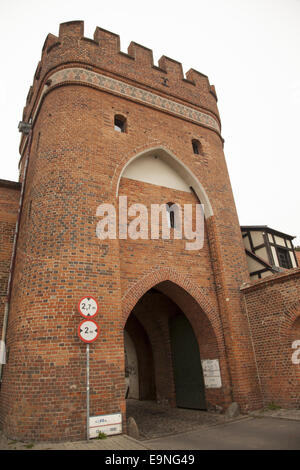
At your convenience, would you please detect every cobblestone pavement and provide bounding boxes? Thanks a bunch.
[126,399,238,440]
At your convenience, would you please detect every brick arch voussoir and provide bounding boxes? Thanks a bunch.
[279,300,300,341]
[121,267,224,352]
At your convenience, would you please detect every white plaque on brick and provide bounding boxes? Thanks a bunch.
[89,413,122,438]
[0,340,6,364]
[201,359,222,388]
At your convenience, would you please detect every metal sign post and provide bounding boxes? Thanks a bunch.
[77,297,99,441]
[86,343,90,441]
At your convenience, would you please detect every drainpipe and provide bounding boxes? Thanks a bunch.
[0,123,32,385]
[190,185,235,404]
[242,293,264,408]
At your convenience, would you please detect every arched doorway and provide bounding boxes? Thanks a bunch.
[124,314,156,401]
[124,281,222,410]
[124,331,139,399]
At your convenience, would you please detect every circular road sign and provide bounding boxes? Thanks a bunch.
[78,319,100,343]
[78,296,99,318]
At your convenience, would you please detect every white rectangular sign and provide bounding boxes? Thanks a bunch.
[0,341,6,364]
[201,359,222,389]
[89,413,122,438]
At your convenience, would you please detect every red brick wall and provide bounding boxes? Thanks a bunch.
[119,178,219,312]
[120,178,231,410]
[0,183,20,337]
[242,270,300,408]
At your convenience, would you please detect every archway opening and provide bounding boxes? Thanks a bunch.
[124,285,207,410]
[123,281,226,437]
[124,281,223,411]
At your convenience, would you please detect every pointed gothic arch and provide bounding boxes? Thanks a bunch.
[115,146,214,219]
[122,270,232,409]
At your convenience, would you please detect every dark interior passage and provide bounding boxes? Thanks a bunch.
[124,283,208,410]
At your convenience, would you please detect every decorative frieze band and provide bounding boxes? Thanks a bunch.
[43,68,221,133]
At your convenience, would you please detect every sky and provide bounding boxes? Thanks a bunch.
[1,0,299,244]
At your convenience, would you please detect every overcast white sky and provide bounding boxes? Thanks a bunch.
[1,0,299,244]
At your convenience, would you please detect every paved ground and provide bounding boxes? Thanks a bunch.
[249,407,300,421]
[126,399,235,440]
[0,432,149,450]
[146,417,300,450]
[1,402,300,450]
[0,401,231,450]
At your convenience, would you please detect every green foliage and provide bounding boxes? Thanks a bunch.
[24,442,35,449]
[96,431,107,440]
[265,402,281,411]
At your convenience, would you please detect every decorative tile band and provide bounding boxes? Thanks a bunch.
[45,68,221,133]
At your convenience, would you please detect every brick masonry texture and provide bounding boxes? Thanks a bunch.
[0,21,299,442]
[0,182,20,336]
[241,270,300,408]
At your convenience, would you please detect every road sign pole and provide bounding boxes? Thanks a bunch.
[77,296,99,441]
[87,343,90,441]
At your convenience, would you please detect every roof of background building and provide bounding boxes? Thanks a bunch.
[241,225,295,240]
[0,179,21,190]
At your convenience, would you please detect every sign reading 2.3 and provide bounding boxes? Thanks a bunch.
[78,296,99,318]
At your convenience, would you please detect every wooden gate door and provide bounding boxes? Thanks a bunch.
[170,314,206,409]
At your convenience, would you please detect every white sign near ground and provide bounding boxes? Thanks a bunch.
[89,413,122,438]
[0,340,6,364]
[201,359,222,388]
[292,340,300,364]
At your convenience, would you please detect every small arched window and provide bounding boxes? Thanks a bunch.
[114,115,127,133]
[166,202,176,229]
[192,139,202,155]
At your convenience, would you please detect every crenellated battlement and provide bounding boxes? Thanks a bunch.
[42,33,61,54]
[20,20,221,152]
[59,20,84,38]
[94,26,121,54]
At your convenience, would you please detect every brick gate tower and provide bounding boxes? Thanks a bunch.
[0,21,264,441]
